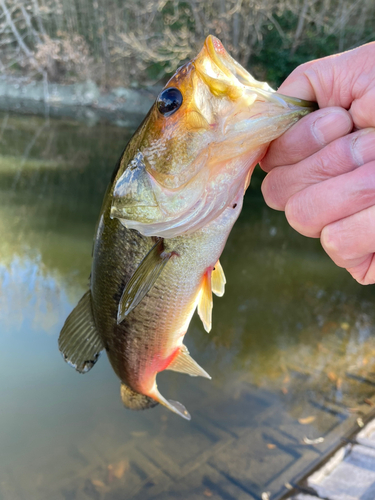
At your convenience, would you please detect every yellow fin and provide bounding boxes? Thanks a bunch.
[197,272,213,333]
[211,260,226,297]
[167,345,211,379]
[117,238,172,324]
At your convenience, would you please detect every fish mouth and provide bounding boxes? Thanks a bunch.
[112,36,318,239]
[196,35,317,112]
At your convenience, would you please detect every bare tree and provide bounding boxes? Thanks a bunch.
[0,0,374,88]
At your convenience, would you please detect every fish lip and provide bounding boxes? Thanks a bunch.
[275,92,319,111]
[254,90,319,110]
[203,35,262,89]
[198,35,318,111]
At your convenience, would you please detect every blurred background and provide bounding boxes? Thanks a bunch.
[1,0,375,90]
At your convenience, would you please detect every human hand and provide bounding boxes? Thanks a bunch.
[260,42,375,284]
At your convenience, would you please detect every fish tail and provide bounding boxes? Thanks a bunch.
[149,386,191,421]
[120,383,159,410]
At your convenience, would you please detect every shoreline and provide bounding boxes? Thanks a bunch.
[0,76,159,127]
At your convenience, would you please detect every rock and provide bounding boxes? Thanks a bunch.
[0,75,155,127]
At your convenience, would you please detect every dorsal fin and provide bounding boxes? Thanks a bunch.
[197,271,213,333]
[58,291,104,373]
[117,238,173,324]
[211,260,226,297]
[167,345,211,379]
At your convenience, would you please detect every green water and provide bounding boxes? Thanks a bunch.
[1,111,375,500]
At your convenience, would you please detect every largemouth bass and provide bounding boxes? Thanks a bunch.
[59,36,316,420]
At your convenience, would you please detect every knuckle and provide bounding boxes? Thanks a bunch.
[309,136,353,180]
[358,271,375,285]
[260,173,272,203]
[350,164,375,205]
[321,223,355,263]
[261,170,284,210]
[285,193,319,237]
[349,257,375,285]
[309,153,332,181]
[320,225,341,257]
[362,271,375,285]
[259,155,274,173]
[285,198,299,226]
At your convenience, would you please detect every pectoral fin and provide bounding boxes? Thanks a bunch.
[167,345,211,379]
[211,260,226,297]
[117,238,173,324]
[58,291,104,373]
[197,271,213,333]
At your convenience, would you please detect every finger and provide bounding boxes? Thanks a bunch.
[350,85,375,130]
[277,56,349,106]
[276,49,355,107]
[262,128,375,210]
[321,205,375,285]
[260,107,352,172]
[284,160,375,238]
[277,43,375,128]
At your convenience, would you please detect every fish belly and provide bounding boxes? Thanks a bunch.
[92,200,242,399]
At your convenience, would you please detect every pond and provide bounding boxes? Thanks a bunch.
[1,111,375,500]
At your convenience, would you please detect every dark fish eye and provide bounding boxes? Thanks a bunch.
[157,87,183,117]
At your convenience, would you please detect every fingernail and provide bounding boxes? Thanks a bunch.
[312,111,352,145]
[352,129,375,166]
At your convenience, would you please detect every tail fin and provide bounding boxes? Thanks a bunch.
[150,387,191,420]
[120,383,158,410]
[121,383,191,421]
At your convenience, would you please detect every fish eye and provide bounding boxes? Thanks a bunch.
[157,87,183,117]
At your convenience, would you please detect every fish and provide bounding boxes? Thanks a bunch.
[58,35,317,420]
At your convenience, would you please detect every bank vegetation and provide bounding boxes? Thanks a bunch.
[0,0,374,89]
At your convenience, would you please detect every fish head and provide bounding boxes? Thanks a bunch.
[111,36,317,238]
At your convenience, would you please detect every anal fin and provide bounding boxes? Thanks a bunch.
[117,238,173,324]
[167,345,211,379]
[197,271,213,333]
[211,260,226,297]
[58,291,104,373]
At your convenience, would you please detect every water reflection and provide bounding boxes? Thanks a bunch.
[1,111,375,500]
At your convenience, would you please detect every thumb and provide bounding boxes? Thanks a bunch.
[277,42,375,129]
